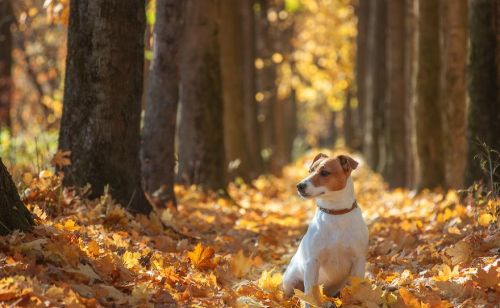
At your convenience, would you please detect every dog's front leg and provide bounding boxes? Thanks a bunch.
[303,258,320,307]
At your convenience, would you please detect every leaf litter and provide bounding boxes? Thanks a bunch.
[0,150,499,307]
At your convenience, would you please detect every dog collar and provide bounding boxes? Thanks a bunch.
[317,201,358,215]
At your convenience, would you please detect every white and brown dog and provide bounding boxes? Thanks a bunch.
[283,153,369,299]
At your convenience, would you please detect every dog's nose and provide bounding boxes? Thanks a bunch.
[296,182,306,191]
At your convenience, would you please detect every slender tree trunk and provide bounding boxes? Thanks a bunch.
[59,0,152,214]
[465,0,500,185]
[178,0,226,191]
[386,0,407,187]
[0,158,34,235]
[142,0,183,207]
[0,0,13,128]
[220,0,253,182]
[416,0,445,189]
[355,0,369,151]
[440,0,468,189]
[404,0,418,189]
[256,0,277,173]
[363,0,387,171]
[343,88,355,148]
[241,0,263,177]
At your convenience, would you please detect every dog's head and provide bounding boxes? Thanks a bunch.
[296,153,358,198]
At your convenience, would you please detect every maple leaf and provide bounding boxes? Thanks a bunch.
[445,241,471,265]
[51,150,72,168]
[476,265,500,292]
[399,288,421,308]
[230,250,253,278]
[293,285,323,307]
[123,251,141,269]
[187,243,216,270]
[258,269,282,292]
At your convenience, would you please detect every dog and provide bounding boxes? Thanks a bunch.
[283,153,369,301]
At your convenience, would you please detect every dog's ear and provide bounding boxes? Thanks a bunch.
[309,153,328,172]
[338,155,359,173]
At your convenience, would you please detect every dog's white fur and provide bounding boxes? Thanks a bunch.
[283,174,369,298]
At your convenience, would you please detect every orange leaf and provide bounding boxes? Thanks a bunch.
[187,243,216,270]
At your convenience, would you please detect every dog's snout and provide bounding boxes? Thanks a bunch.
[296,182,306,191]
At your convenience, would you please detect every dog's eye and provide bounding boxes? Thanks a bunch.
[319,170,330,177]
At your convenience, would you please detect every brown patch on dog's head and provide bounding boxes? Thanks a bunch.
[307,154,358,191]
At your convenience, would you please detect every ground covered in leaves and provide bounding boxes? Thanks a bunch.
[1,150,499,307]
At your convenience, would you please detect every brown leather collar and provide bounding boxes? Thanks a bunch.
[317,201,358,215]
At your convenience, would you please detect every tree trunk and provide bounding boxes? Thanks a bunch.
[0,158,34,235]
[355,0,369,151]
[59,0,152,214]
[0,0,13,128]
[343,88,355,149]
[415,0,445,189]
[241,0,263,178]
[465,0,500,186]
[256,0,278,174]
[404,0,418,189]
[363,0,387,172]
[220,0,253,182]
[440,0,467,189]
[177,0,226,191]
[386,0,407,187]
[142,0,183,207]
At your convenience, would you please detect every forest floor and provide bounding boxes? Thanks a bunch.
[0,150,499,307]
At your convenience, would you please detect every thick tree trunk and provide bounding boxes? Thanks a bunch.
[415,0,445,189]
[440,0,467,189]
[241,0,263,178]
[465,0,500,185]
[142,0,183,207]
[355,0,369,151]
[0,0,13,128]
[386,0,407,188]
[404,0,418,189]
[363,0,387,172]
[178,0,226,191]
[59,0,152,214]
[0,158,34,235]
[220,0,253,182]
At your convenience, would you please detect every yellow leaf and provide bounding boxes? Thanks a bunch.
[63,219,81,232]
[123,251,141,269]
[230,250,253,278]
[478,213,494,227]
[258,269,282,292]
[187,243,216,270]
[87,240,100,256]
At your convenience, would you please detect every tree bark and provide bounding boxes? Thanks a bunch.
[241,0,264,177]
[0,0,13,128]
[415,0,445,189]
[386,0,407,187]
[440,0,468,189]
[355,0,369,151]
[178,0,226,191]
[59,0,152,214]
[142,0,183,207]
[363,0,387,172]
[465,0,500,185]
[0,158,34,235]
[220,0,253,182]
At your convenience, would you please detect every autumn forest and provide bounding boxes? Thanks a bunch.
[0,0,498,307]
